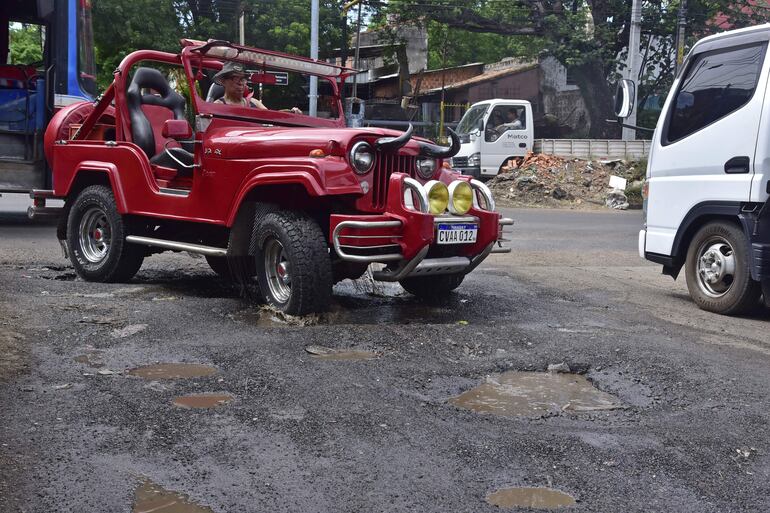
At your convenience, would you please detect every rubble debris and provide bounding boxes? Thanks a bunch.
[605,190,630,210]
[488,151,645,210]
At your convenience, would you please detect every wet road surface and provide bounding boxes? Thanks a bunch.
[1,197,769,512]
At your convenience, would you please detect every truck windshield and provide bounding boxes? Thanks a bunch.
[456,104,488,134]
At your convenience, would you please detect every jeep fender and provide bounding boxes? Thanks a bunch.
[61,161,128,213]
[226,163,362,226]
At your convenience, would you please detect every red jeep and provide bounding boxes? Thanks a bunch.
[34,40,511,314]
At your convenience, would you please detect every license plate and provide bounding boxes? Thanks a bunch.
[436,223,478,245]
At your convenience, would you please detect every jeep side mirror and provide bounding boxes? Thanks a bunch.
[614,79,636,119]
[162,119,193,140]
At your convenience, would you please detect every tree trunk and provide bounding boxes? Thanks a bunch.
[571,59,620,139]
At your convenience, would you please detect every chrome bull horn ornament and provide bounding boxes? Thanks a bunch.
[417,127,460,159]
[374,124,413,151]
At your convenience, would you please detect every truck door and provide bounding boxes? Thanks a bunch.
[645,41,769,257]
[480,103,532,176]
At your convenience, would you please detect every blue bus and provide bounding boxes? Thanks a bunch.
[0,0,95,192]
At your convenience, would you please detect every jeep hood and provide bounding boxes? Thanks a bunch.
[203,126,426,160]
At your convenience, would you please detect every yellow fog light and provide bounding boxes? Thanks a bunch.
[423,180,449,214]
[448,180,473,215]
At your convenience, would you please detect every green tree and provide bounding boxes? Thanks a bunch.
[9,24,43,65]
[92,0,181,88]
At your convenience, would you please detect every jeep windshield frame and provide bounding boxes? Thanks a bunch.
[181,40,357,129]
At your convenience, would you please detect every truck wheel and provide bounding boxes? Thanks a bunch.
[255,211,332,315]
[400,273,465,297]
[67,185,144,282]
[685,221,760,315]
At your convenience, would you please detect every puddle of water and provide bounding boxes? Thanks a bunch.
[450,371,623,417]
[305,345,381,361]
[486,487,576,509]
[172,393,234,409]
[127,363,218,379]
[133,479,214,513]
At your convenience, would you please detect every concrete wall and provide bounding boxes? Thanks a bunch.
[356,26,428,74]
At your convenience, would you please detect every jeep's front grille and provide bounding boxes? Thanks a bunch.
[451,156,468,167]
[372,154,417,209]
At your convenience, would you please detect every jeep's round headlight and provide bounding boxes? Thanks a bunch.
[415,157,437,180]
[349,141,374,174]
[423,180,449,214]
[448,180,473,215]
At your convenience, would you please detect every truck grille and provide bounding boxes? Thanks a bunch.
[372,154,416,209]
[451,156,468,167]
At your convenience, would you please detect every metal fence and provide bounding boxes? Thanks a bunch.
[534,139,651,159]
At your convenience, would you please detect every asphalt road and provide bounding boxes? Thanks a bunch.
[1,197,769,512]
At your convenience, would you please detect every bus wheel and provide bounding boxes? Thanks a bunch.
[67,185,144,282]
[685,221,760,315]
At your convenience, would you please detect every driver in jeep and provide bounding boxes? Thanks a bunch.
[213,61,301,114]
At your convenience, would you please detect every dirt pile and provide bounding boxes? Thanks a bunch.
[487,152,645,210]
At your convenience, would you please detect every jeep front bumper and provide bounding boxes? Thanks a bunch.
[329,173,513,282]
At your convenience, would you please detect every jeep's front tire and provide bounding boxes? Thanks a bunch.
[685,220,760,315]
[255,211,332,315]
[67,185,144,282]
[400,273,465,297]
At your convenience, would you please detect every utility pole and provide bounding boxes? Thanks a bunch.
[309,0,319,116]
[238,9,245,45]
[675,0,688,74]
[622,0,642,141]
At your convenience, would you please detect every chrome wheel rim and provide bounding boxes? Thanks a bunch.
[695,236,736,298]
[78,206,111,264]
[263,238,291,304]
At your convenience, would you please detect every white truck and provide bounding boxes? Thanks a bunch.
[451,99,534,179]
[615,24,770,314]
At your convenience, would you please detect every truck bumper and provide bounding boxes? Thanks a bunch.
[329,174,512,282]
[638,229,646,259]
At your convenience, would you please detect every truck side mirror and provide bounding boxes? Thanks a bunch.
[162,119,193,140]
[614,79,636,119]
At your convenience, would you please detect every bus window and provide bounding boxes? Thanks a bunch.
[77,0,96,96]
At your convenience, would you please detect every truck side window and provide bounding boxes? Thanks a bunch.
[666,43,766,143]
[486,105,525,142]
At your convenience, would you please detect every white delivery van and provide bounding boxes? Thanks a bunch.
[615,24,770,314]
[451,99,534,178]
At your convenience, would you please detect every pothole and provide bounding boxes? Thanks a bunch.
[172,393,234,409]
[450,371,623,417]
[133,479,214,513]
[127,363,218,379]
[486,487,576,509]
[305,345,381,361]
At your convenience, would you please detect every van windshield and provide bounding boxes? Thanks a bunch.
[456,104,488,134]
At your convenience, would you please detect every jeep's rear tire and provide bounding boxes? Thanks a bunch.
[685,221,760,315]
[400,273,465,297]
[67,185,144,282]
[255,211,332,315]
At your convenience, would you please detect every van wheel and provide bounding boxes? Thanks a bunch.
[67,185,144,282]
[685,221,760,315]
[255,211,332,315]
[400,273,465,297]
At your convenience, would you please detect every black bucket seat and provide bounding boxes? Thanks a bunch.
[126,67,194,177]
